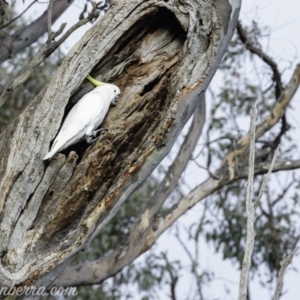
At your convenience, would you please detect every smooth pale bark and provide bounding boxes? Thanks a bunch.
[0,0,241,288]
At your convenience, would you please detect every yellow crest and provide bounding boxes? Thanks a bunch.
[87,75,105,87]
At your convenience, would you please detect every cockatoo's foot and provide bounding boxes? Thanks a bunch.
[86,128,108,144]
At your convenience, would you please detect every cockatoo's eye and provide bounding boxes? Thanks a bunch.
[114,89,116,93]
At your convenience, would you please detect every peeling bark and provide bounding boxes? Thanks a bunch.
[0,0,241,288]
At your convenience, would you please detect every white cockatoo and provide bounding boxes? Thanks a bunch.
[43,75,120,160]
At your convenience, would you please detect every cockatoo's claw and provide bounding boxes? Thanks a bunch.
[93,128,108,136]
[86,128,108,144]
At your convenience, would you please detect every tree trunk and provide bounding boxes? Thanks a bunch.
[0,0,241,289]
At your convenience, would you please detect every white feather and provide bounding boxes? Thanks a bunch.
[44,84,120,160]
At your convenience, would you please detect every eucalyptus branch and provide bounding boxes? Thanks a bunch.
[238,159,300,178]
[273,248,298,300]
[237,102,256,300]
[238,104,279,300]
[47,0,55,42]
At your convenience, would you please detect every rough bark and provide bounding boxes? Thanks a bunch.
[0,0,241,288]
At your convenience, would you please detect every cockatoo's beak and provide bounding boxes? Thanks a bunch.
[87,75,105,86]
[111,95,119,106]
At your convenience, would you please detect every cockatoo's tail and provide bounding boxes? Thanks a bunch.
[87,75,105,86]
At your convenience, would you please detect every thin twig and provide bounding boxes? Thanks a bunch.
[191,159,219,179]
[175,226,194,263]
[273,248,298,300]
[237,21,283,98]
[254,145,280,208]
[161,252,178,300]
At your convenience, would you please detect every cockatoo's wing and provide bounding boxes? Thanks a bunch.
[43,90,110,160]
